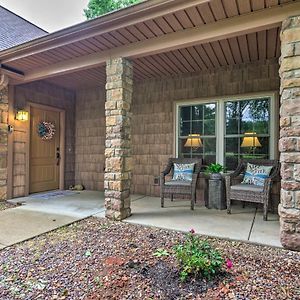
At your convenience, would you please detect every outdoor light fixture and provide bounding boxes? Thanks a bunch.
[184,134,203,148]
[241,132,262,148]
[15,110,29,122]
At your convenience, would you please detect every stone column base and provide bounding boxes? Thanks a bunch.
[105,208,131,221]
[279,204,300,251]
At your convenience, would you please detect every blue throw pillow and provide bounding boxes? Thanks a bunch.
[172,163,195,182]
[242,163,273,186]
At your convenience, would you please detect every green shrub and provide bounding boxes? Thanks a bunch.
[174,230,225,281]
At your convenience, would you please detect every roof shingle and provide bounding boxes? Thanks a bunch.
[0,5,47,51]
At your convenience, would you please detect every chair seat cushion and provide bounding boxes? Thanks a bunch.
[242,163,273,186]
[165,180,192,187]
[172,163,195,182]
[231,183,264,192]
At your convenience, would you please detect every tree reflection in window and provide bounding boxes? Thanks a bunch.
[225,98,270,170]
[178,103,216,165]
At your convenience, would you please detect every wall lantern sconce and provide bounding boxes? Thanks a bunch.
[184,134,203,149]
[15,110,29,121]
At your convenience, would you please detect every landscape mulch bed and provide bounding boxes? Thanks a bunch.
[0,217,299,300]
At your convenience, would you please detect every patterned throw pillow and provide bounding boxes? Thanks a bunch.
[242,163,273,186]
[172,163,195,182]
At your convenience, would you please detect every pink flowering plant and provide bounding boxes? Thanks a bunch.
[226,258,233,270]
[174,229,228,281]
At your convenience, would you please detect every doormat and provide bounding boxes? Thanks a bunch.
[29,190,78,199]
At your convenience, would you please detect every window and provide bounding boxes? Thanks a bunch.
[178,103,217,165]
[176,94,276,170]
[225,98,270,170]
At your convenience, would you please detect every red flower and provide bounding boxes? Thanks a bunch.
[189,228,195,234]
[226,259,233,269]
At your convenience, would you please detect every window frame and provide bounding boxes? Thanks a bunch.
[177,102,217,160]
[175,92,278,166]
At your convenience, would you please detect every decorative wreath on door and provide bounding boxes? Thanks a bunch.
[37,121,56,140]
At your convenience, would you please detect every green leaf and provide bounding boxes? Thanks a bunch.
[84,0,141,19]
[153,248,170,257]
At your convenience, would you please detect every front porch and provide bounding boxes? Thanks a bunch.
[5,190,280,248]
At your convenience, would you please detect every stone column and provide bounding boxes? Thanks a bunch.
[0,74,9,201]
[104,58,133,220]
[279,16,300,251]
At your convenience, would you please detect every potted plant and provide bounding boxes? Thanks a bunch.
[205,163,225,180]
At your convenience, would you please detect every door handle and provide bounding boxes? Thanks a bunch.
[56,152,61,166]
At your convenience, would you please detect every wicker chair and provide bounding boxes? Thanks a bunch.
[160,158,203,210]
[225,159,280,221]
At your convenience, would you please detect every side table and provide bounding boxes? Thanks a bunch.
[208,175,226,210]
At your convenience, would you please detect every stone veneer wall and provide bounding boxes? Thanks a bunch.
[278,16,300,251]
[132,59,280,197]
[13,81,75,197]
[0,78,9,200]
[75,87,106,190]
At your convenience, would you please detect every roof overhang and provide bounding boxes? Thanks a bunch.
[0,0,298,90]
[0,0,209,62]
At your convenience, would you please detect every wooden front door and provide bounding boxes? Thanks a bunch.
[30,106,60,193]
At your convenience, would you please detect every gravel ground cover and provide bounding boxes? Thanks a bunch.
[0,217,299,300]
[0,201,18,211]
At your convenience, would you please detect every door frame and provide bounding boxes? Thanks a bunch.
[26,102,66,195]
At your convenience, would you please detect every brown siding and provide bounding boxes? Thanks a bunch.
[72,59,280,198]
[75,87,106,190]
[132,59,280,197]
[12,81,75,198]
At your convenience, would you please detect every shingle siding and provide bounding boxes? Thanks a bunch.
[0,6,47,51]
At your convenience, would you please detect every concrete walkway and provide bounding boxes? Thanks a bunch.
[1,191,280,249]
[1,191,105,249]
[9,190,105,218]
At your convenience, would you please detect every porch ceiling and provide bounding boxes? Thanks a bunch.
[43,26,281,90]
[133,27,280,79]
[46,66,106,90]
[0,0,296,90]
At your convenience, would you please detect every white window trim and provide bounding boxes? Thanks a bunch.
[175,91,278,166]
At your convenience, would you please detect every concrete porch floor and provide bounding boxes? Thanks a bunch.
[94,193,280,248]
[125,196,281,248]
[1,190,280,249]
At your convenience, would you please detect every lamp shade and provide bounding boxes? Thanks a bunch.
[15,110,29,121]
[241,132,262,147]
[184,134,202,148]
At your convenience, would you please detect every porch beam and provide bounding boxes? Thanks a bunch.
[0,67,25,81]
[0,0,210,63]
[19,1,300,83]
